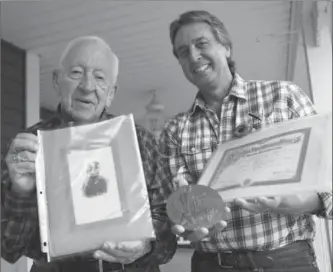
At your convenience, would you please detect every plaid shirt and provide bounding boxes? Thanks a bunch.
[1,109,177,269]
[159,74,332,253]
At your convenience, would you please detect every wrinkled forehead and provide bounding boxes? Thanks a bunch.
[62,41,118,79]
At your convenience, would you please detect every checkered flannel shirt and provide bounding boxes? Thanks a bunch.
[1,109,177,265]
[159,74,332,253]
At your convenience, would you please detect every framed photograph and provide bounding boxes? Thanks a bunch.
[198,112,332,201]
[36,114,155,261]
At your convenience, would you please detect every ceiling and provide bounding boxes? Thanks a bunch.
[1,1,294,120]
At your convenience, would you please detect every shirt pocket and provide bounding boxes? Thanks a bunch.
[180,141,214,180]
[252,110,290,131]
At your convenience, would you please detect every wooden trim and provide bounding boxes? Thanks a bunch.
[300,22,315,103]
[310,1,331,47]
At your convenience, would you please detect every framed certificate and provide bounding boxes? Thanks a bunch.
[198,112,332,201]
[36,114,155,261]
[209,128,311,191]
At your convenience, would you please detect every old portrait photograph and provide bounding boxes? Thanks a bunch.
[67,146,123,225]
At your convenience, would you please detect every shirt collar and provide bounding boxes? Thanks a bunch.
[189,73,247,116]
[229,73,247,100]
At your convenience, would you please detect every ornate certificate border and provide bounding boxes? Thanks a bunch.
[209,128,311,192]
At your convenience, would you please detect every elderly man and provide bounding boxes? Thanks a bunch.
[159,10,332,272]
[1,36,177,272]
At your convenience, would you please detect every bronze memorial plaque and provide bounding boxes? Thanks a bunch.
[166,185,227,231]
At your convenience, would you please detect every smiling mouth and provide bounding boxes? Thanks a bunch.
[193,64,211,74]
[77,100,94,106]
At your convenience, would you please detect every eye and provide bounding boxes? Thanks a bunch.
[94,72,106,81]
[70,68,83,79]
[197,41,209,49]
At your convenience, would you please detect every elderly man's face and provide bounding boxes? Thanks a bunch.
[174,22,231,92]
[54,42,117,122]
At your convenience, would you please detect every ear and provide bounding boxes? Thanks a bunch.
[53,69,61,93]
[225,46,231,58]
[106,84,118,108]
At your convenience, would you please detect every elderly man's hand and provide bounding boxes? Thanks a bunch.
[171,220,228,242]
[170,172,230,242]
[5,133,39,196]
[234,192,322,215]
[93,240,152,264]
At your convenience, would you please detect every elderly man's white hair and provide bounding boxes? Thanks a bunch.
[58,36,119,77]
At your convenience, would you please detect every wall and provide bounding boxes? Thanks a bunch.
[1,40,28,272]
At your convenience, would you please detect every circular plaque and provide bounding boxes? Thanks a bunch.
[166,185,227,231]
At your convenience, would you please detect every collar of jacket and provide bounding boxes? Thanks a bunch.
[52,104,115,128]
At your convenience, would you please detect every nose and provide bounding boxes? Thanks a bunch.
[188,46,201,62]
[79,74,96,92]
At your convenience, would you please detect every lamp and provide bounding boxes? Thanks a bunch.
[144,90,165,138]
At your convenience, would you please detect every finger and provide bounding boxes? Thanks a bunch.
[202,220,228,241]
[174,176,189,188]
[257,197,281,209]
[15,151,36,163]
[234,198,256,207]
[94,250,123,263]
[114,241,145,253]
[225,205,231,213]
[171,224,186,236]
[186,227,209,242]
[234,198,264,213]
[9,162,35,173]
[214,220,228,231]
[173,168,189,188]
[101,242,137,257]
[246,198,258,204]
[101,241,117,252]
[16,133,38,141]
[9,137,38,153]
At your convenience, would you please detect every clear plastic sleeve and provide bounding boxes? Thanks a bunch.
[35,114,155,261]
